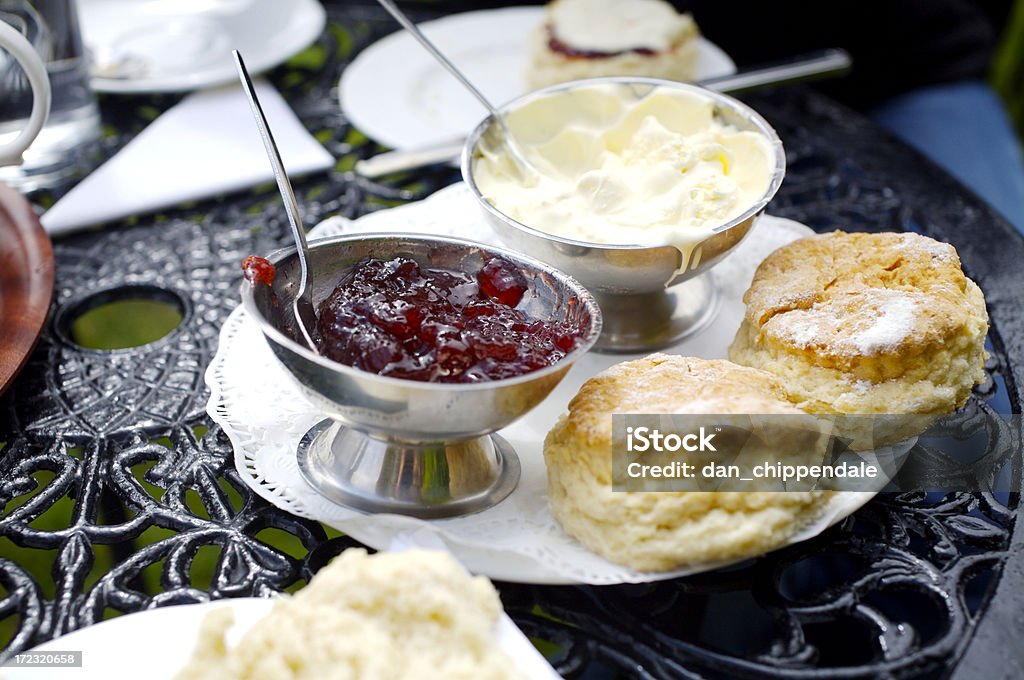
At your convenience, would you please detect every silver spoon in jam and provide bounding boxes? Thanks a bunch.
[375,0,538,184]
[233,50,319,353]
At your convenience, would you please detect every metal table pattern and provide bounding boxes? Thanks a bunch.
[1,2,1022,678]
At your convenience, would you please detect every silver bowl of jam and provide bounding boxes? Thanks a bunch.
[241,233,601,519]
[462,77,785,352]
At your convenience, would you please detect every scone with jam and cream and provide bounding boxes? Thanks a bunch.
[527,0,701,90]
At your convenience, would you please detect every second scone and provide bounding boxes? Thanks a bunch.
[729,231,989,418]
[544,354,828,572]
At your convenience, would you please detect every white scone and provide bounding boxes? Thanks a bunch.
[729,231,989,423]
[543,354,829,572]
[175,549,525,680]
[526,0,701,90]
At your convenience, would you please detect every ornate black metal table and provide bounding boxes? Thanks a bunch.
[1,2,1022,678]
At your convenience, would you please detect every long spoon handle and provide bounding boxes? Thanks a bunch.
[373,0,535,180]
[234,50,319,353]
[374,0,502,121]
[233,51,310,258]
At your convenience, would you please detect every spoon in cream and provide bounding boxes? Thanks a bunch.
[374,0,538,184]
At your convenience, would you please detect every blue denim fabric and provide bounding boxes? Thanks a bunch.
[869,80,1024,235]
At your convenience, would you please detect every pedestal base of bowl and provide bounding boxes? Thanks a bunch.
[592,274,719,353]
[296,419,521,519]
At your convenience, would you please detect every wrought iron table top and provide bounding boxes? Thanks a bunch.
[1,2,1022,678]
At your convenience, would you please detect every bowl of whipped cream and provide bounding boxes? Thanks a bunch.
[462,77,785,352]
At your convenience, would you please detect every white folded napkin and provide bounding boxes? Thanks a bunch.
[41,79,334,235]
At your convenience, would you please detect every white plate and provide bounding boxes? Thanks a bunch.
[207,183,883,586]
[8,598,560,679]
[80,0,326,93]
[339,6,736,149]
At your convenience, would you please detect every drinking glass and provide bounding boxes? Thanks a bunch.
[0,0,101,192]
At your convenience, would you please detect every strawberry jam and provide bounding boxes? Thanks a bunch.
[315,256,581,382]
[242,255,276,286]
[546,27,657,58]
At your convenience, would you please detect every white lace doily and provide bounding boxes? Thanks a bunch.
[206,182,870,585]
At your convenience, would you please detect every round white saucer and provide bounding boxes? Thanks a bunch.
[80,0,325,93]
[339,5,736,149]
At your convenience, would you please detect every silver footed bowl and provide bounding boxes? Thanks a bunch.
[240,233,602,519]
[462,77,786,352]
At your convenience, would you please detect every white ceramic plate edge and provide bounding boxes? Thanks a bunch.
[338,5,736,149]
[10,598,559,679]
[82,0,326,93]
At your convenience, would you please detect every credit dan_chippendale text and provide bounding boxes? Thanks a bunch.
[610,413,1022,493]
